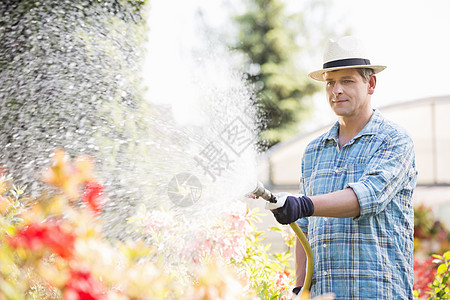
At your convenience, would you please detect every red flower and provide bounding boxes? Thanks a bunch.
[63,268,107,300]
[414,256,437,298]
[82,181,104,215]
[8,221,76,259]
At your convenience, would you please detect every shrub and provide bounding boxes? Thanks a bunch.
[414,251,450,300]
[0,150,257,299]
[0,149,305,299]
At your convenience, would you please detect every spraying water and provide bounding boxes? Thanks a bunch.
[0,0,155,238]
[0,0,261,272]
[139,0,261,267]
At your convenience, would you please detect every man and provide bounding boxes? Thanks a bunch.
[267,36,417,299]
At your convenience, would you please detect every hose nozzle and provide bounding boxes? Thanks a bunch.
[251,181,277,203]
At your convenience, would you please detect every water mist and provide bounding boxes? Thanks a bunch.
[0,0,262,273]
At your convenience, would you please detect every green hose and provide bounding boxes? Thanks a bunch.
[289,222,314,292]
[250,181,314,292]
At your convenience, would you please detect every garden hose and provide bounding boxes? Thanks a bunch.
[289,221,314,292]
[251,181,314,292]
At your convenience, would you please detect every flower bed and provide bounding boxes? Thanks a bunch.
[1,149,448,299]
[0,150,296,299]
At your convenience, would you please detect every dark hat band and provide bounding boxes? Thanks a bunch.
[323,58,371,69]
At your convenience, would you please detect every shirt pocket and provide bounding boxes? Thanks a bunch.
[346,163,366,185]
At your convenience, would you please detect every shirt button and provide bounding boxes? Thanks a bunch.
[323,244,327,248]
[324,271,328,275]
[324,217,328,221]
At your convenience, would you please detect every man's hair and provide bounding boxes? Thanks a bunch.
[357,68,374,82]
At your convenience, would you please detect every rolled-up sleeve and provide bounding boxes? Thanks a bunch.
[347,133,416,221]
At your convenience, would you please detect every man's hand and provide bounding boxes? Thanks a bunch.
[264,192,290,210]
[266,193,314,225]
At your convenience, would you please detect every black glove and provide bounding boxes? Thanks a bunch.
[270,195,314,225]
[293,286,302,295]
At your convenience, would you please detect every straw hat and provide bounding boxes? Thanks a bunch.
[308,36,386,81]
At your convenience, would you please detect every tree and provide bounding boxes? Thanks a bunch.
[233,0,321,149]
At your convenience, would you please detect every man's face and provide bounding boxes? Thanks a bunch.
[324,68,375,118]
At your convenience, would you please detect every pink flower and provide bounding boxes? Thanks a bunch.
[178,209,251,264]
[220,232,247,262]
[224,211,252,235]
[281,229,295,243]
[144,210,175,232]
[273,270,291,292]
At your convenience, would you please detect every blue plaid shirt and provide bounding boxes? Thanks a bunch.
[297,110,417,299]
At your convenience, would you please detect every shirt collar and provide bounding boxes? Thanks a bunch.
[324,109,383,144]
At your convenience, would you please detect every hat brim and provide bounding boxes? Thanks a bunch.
[308,65,387,81]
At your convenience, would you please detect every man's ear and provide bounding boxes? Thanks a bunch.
[368,74,377,95]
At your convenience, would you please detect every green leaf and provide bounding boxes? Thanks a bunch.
[443,251,450,261]
[437,263,448,275]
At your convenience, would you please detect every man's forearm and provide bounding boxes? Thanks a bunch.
[295,235,307,288]
[270,188,361,224]
[310,188,360,218]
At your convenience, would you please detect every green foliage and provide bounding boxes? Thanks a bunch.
[414,251,450,300]
[0,152,324,299]
[233,0,319,148]
[428,252,450,299]
[0,153,259,299]
[0,175,29,236]
[234,210,295,299]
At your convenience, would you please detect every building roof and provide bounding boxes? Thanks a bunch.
[258,95,450,188]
